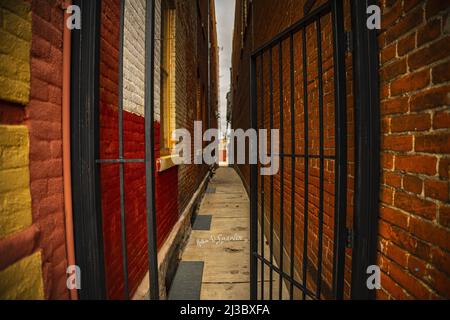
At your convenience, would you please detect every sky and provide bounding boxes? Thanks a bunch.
[215,0,235,138]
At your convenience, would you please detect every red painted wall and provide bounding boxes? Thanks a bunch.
[99,105,179,299]
[99,0,179,300]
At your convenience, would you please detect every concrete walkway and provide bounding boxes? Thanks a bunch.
[181,167,251,300]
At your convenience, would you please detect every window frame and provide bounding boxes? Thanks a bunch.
[160,3,176,156]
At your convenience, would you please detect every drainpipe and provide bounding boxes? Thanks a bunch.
[207,0,211,131]
[62,0,78,301]
[207,0,215,173]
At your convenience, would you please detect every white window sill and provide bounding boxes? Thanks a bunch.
[157,155,180,173]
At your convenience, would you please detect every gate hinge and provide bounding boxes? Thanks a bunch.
[346,228,354,249]
[345,31,353,53]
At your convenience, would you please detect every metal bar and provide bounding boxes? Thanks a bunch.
[252,2,330,56]
[289,32,296,300]
[250,55,259,301]
[350,0,380,300]
[70,0,106,300]
[275,154,335,160]
[118,0,129,299]
[255,255,317,300]
[331,0,347,300]
[301,26,309,301]
[207,0,211,130]
[144,0,159,300]
[316,17,324,299]
[269,46,274,300]
[304,0,318,15]
[259,54,265,300]
[278,41,285,301]
[96,159,145,164]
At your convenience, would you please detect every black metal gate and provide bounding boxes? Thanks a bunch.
[250,0,348,300]
[71,0,159,300]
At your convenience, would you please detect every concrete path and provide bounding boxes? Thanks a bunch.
[181,167,251,300]
[180,167,289,300]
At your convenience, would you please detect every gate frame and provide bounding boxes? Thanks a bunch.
[71,0,106,300]
[249,0,348,300]
[350,0,380,300]
[71,0,159,300]
[249,0,380,300]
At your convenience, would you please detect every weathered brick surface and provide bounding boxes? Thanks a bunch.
[98,0,218,299]
[378,0,450,299]
[232,0,354,299]
[99,0,151,300]
[0,251,44,299]
[232,0,450,300]
[27,0,67,300]
[123,0,146,116]
[0,125,32,238]
[0,0,69,300]
[0,0,218,301]
[175,0,219,216]
[0,0,32,105]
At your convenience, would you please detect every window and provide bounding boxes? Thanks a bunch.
[160,3,176,155]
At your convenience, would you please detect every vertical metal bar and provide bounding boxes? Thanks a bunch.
[351,0,380,300]
[71,0,106,300]
[250,55,258,300]
[118,0,129,300]
[331,0,347,300]
[207,0,211,130]
[269,46,274,300]
[278,41,285,301]
[259,54,265,301]
[301,26,309,301]
[289,32,296,300]
[316,18,324,299]
[144,0,159,300]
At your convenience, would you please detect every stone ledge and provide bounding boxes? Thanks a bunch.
[133,170,212,300]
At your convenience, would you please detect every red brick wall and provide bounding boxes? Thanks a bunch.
[28,0,68,299]
[232,0,450,300]
[0,0,69,299]
[176,0,219,215]
[0,0,219,301]
[99,0,181,300]
[232,0,353,299]
[99,104,179,299]
[377,0,450,299]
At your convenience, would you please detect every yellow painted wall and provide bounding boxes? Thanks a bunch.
[0,252,45,300]
[0,125,32,239]
[0,0,31,105]
[0,0,45,301]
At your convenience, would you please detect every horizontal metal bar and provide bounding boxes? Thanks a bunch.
[96,159,145,164]
[251,2,331,57]
[273,154,336,160]
[254,254,317,300]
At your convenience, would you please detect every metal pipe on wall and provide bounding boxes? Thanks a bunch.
[62,0,78,301]
[207,0,211,131]
[144,0,160,300]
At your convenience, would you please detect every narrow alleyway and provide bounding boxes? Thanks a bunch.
[169,167,288,300]
[178,167,250,300]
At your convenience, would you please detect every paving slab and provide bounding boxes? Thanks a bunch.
[176,167,288,300]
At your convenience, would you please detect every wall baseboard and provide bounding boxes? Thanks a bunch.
[133,170,212,300]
